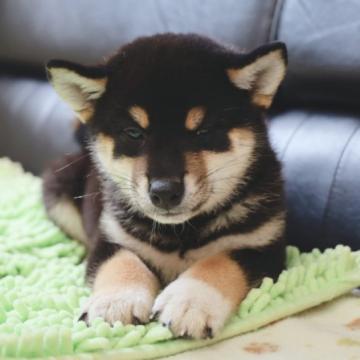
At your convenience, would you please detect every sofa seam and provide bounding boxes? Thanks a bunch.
[279,112,309,161]
[320,122,360,243]
[268,0,286,42]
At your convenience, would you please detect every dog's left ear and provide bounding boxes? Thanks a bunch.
[46,60,107,123]
[227,42,287,109]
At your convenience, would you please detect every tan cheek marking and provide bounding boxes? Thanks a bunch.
[129,105,149,129]
[185,151,207,181]
[93,249,160,296]
[96,133,115,157]
[183,253,249,306]
[185,106,205,131]
[95,133,116,173]
[133,155,148,193]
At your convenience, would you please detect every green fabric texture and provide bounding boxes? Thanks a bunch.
[0,157,359,359]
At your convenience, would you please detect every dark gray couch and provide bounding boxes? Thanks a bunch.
[1,0,360,251]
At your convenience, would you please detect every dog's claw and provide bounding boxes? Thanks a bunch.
[150,311,160,321]
[78,312,89,325]
[133,316,143,325]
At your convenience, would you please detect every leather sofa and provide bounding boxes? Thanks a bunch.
[1,0,359,251]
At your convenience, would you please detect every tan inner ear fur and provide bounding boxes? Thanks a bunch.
[185,106,206,130]
[182,253,249,306]
[48,67,107,123]
[227,49,286,108]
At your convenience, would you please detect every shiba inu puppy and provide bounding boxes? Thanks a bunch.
[43,34,287,339]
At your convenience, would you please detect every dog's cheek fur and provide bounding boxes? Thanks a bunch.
[183,152,208,209]
[200,128,256,212]
[92,133,138,201]
[92,133,150,209]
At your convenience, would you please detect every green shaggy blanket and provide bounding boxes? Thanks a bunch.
[0,158,359,359]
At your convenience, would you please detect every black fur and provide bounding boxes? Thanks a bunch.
[44,33,287,288]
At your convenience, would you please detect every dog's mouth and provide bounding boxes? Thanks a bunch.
[141,195,210,224]
[148,208,192,224]
[126,175,211,224]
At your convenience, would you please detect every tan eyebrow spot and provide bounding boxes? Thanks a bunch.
[185,106,206,131]
[128,106,149,129]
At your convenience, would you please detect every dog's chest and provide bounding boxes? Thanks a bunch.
[101,211,198,283]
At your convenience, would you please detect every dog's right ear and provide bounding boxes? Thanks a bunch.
[46,60,107,123]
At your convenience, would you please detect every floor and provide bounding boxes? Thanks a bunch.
[167,293,360,360]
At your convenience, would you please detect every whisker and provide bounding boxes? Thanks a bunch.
[55,153,89,173]
[73,191,101,200]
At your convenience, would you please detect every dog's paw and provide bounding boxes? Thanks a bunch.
[152,277,233,339]
[80,286,155,325]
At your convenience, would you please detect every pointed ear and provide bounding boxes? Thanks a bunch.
[46,60,107,123]
[227,42,287,109]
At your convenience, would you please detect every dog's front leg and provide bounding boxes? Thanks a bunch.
[152,253,249,339]
[81,238,160,325]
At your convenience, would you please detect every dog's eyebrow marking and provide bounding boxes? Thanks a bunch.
[185,106,206,131]
[128,106,149,129]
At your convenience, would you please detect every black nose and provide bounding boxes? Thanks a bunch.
[149,178,184,210]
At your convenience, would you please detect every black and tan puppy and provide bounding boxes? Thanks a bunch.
[43,34,287,339]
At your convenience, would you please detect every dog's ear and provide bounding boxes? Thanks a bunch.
[227,42,287,109]
[46,60,107,123]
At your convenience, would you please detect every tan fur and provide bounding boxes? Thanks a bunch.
[93,249,160,296]
[95,127,256,225]
[47,67,107,122]
[185,151,207,183]
[203,193,272,235]
[94,133,116,173]
[252,94,272,108]
[128,106,150,129]
[101,210,284,284]
[185,106,206,130]
[227,49,286,108]
[183,253,248,306]
[78,107,94,123]
[200,128,256,213]
[94,133,135,187]
[93,133,152,215]
[48,196,87,245]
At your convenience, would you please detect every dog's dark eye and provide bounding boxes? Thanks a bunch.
[124,127,144,140]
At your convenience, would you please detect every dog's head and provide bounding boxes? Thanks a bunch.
[47,34,287,224]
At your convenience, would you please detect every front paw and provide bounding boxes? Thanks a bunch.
[152,278,233,339]
[80,286,155,325]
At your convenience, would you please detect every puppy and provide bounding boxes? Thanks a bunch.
[43,34,287,339]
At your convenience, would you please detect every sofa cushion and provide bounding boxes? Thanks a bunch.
[0,78,79,174]
[0,0,277,68]
[275,0,360,107]
[269,109,360,250]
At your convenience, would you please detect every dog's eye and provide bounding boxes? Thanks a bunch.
[124,127,144,140]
